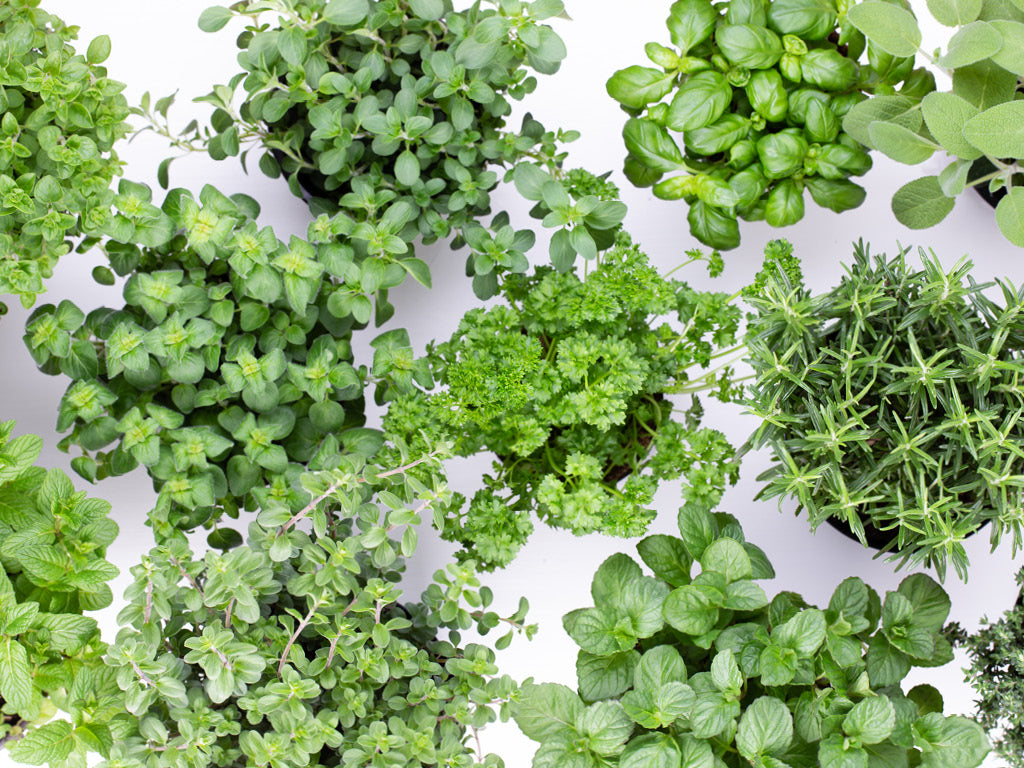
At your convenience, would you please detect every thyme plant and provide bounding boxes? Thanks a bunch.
[0,420,127,766]
[513,499,991,768]
[745,240,1024,580]
[101,444,532,768]
[24,181,429,543]
[959,567,1024,767]
[0,0,130,310]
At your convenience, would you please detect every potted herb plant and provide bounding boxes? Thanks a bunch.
[384,169,748,569]
[0,0,130,311]
[959,567,1024,767]
[0,420,128,764]
[745,238,1024,581]
[141,0,572,298]
[605,0,933,249]
[844,0,1024,246]
[97,443,532,768]
[23,179,435,545]
[511,498,990,768]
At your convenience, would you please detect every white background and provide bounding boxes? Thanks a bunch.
[1,1,1022,765]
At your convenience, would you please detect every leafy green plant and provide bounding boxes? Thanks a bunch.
[844,0,1024,246]
[99,443,532,768]
[512,499,990,768]
[745,239,1024,580]
[606,0,933,250]
[959,567,1024,767]
[0,0,130,310]
[0,420,128,765]
[144,0,572,298]
[383,169,748,569]
[23,180,431,544]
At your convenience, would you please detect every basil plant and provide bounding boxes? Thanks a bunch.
[845,0,1024,246]
[607,0,933,249]
[512,500,990,768]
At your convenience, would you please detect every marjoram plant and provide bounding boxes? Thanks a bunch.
[745,239,1024,580]
[844,0,1024,245]
[0,420,128,766]
[145,0,572,299]
[98,443,532,768]
[0,0,130,310]
[24,180,431,545]
[606,0,933,250]
[512,498,990,768]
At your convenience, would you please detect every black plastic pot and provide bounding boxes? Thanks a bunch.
[824,515,899,550]
[968,157,1024,209]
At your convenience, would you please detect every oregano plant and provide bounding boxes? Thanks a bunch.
[99,443,532,768]
[142,0,573,298]
[512,498,991,768]
[23,180,431,544]
[0,0,130,310]
[0,420,128,766]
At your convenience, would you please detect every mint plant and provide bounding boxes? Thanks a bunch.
[0,0,130,310]
[960,567,1024,767]
[512,499,990,768]
[384,171,745,569]
[144,0,572,297]
[0,420,127,766]
[102,444,531,768]
[23,180,430,544]
[606,0,932,249]
[745,240,1024,581]
[844,0,1024,246]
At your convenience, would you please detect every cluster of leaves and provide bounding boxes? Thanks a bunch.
[606,0,932,249]
[844,0,1024,246]
[23,180,431,543]
[512,499,990,768]
[745,239,1024,581]
[0,0,130,309]
[386,207,745,569]
[958,567,1024,767]
[156,0,572,298]
[97,445,532,768]
[0,420,128,766]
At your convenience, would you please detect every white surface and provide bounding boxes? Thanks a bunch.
[1,1,1021,766]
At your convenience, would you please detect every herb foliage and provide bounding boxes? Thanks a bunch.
[148,0,572,298]
[844,0,1024,245]
[960,567,1024,767]
[24,180,431,544]
[606,0,931,249]
[385,170,745,569]
[746,239,1024,580]
[99,444,531,768]
[0,0,130,310]
[513,499,991,768]
[0,420,127,766]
